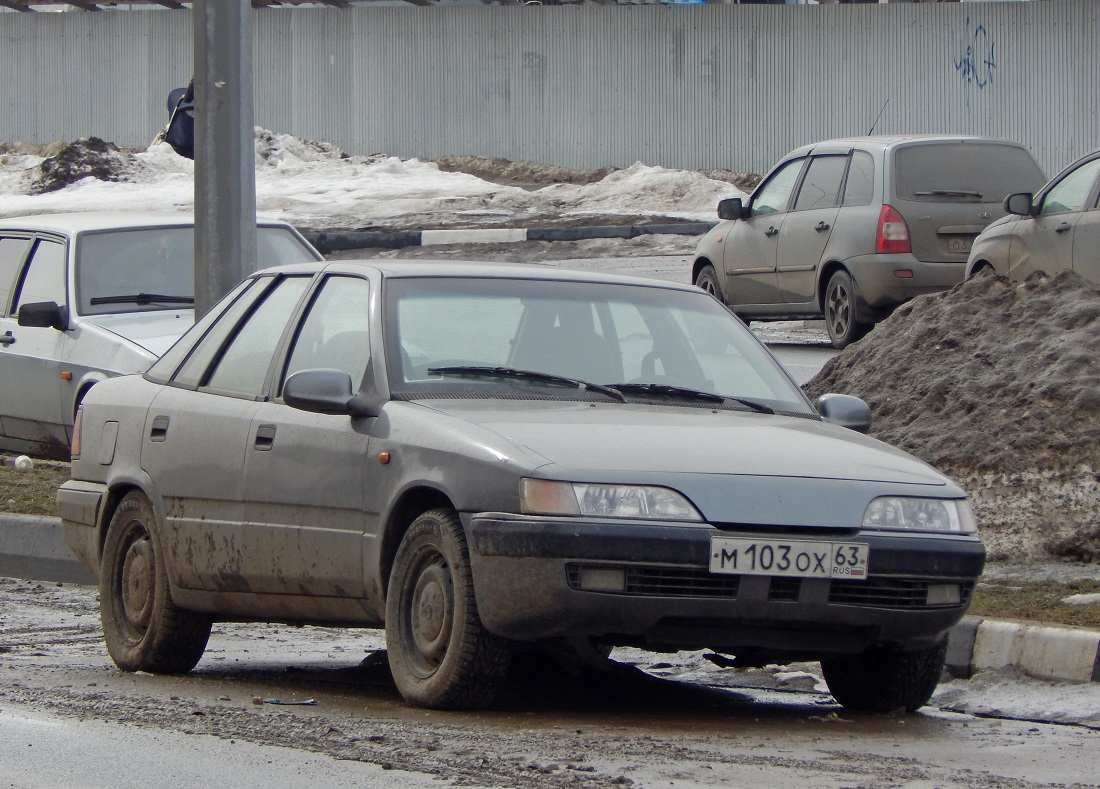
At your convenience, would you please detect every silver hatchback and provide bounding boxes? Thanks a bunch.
[966,148,1100,285]
[0,212,322,459]
[692,135,1045,348]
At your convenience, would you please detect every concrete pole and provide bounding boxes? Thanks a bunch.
[193,0,256,319]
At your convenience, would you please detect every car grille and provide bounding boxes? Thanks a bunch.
[829,578,975,609]
[767,577,801,602]
[566,563,973,610]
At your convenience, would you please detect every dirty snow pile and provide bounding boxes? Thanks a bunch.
[805,270,1100,563]
[0,134,747,231]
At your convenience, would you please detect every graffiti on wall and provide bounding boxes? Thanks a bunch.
[955,17,996,99]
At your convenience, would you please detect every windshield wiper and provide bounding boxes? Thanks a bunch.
[914,189,984,198]
[607,383,775,414]
[426,365,626,402]
[90,293,195,306]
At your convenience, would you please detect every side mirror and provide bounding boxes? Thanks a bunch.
[815,393,872,433]
[1003,192,1036,217]
[283,368,375,417]
[17,301,68,331]
[717,197,748,221]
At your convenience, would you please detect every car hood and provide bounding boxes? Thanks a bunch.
[81,310,195,356]
[414,399,959,528]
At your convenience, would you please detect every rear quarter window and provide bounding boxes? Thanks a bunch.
[893,143,1045,204]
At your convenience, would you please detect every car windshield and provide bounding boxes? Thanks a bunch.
[75,226,317,316]
[385,276,813,414]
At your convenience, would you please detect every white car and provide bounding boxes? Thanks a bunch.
[0,212,322,459]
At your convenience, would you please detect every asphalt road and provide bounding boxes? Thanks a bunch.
[3,579,1099,789]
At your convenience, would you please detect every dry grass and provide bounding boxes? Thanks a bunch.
[0,457,70,517]
[969,579,1100,630]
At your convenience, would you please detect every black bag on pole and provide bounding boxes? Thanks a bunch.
[163,80,195,160]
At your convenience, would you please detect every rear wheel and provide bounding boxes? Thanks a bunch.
[821,639,948,713]
[99,491,211,674]
[386,508,512,709]
[824,270,869,349]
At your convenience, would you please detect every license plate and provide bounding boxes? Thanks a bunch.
[945,237,974,253]
[709,537,869,580]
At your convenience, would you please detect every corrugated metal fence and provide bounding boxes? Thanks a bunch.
[1,2,1096,176]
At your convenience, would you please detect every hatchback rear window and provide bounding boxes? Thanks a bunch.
[894,143,1045,204]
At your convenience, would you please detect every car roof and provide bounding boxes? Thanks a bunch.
[787,134,1028,157]
[0,211,295,234]
[257,257,703,293]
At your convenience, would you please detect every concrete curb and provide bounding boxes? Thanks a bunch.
[0,512,95,585]
[3,512,1098,683]
[304,222,715,254]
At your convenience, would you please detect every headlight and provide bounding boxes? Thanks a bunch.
[520,479,703,522]
[862,497,977,534]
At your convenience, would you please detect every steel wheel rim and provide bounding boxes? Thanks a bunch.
[118,524,154,641]
[402,547,454,678]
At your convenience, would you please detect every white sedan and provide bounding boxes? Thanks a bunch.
[0,212,322,458]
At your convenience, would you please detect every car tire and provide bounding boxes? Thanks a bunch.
[694,264,724,302]
[386,508,512,710]
[99,491,211,674]
[824,270,869,349]
[820,638,948,713]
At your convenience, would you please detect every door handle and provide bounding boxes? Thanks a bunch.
[764,226,779,237]
[1055,222,1072,233]
[0,332,13,347]
[149,415,169,442]
[254,424,277,451]
[815,221,830,232]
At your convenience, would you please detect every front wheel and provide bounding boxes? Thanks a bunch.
[821,639,948,713]
[694,264,724,302]
[99,491,211,674]
[386,508,511,709]
[823,270,869,349]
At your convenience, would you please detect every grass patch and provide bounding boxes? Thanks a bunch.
[0,458,70,517]
[970,579,1100,629]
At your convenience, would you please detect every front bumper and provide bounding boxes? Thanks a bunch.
[466,514,985,660]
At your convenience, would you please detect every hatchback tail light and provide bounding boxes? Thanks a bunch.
[876,205,911,254]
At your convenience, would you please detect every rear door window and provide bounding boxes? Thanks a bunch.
[894,143,1045,204]
[792,155,848,211]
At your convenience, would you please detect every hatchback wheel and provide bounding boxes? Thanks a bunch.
[386,508,511,709]
[824,270,869,349]
[694,264,723,302]
[100,491,211,674]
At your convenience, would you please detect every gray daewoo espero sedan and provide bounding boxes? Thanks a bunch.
[57,259,985,713]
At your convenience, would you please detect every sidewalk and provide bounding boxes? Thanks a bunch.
[3,511,1098,685]
[301,221,715,255]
